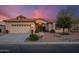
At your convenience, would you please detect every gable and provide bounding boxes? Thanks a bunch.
[35,19,47,24]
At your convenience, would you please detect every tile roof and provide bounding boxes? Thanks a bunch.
[33,18,53,23]
[3,15,34,22]
[3,15,54,23]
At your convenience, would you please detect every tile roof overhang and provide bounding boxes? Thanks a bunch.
[33,18,53,23]
[3,15,54,23]
[3,15,34,22]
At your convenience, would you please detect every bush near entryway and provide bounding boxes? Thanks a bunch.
[50,29,56,33]
[35,29,39,33]
[29,34,39,41]
[5,30,9,34]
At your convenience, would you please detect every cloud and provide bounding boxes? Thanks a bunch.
[0,5,21,18]
[32,9,44,18]
[0,14,9,20]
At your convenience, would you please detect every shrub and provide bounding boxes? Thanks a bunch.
[30,34,39,41]
[50,29,56,33]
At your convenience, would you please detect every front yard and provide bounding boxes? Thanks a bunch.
[25,32,79,42]
[40,32,79,42]
[0,32,79,44]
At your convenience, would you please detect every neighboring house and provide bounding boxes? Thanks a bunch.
[2,15,55,33]
[0,21,6,33]
[71,20,79,32]
[0,25,6,33]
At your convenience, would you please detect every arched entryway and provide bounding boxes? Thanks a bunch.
[35,23,46,32]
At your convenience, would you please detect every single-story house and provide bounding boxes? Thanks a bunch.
[0,15,78,34]
[0,25,6,33]
[1,15,56,34]
[0,21,6,33]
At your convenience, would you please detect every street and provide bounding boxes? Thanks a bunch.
[0,44,79,53]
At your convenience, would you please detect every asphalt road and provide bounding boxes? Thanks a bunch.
[0,44,79,53]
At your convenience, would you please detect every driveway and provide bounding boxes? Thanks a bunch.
[0,33,29,44]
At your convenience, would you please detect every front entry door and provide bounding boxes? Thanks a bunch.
[36,23,46,32]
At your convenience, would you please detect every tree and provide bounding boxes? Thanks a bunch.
[56,15,72,33]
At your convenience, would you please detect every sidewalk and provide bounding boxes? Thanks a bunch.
[0,41,79,44]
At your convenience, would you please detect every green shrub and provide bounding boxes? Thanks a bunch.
[30,34,39,41]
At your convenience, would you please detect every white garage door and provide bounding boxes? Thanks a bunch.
[10,26,31,33]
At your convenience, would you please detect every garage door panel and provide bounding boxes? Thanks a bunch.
[10,26,31,33]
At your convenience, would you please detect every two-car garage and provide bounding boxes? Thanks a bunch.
[9,24,31,33]
[5,23,34,34]
[3,15,36,34]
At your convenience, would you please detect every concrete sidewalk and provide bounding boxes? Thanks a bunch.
[0,41,79,44]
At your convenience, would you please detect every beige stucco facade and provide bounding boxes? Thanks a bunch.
[0,16,56,33]
[35,19,55,32]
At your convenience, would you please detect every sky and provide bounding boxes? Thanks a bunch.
[0,5,79,20]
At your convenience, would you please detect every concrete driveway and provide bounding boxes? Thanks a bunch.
[0,33,29,44]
